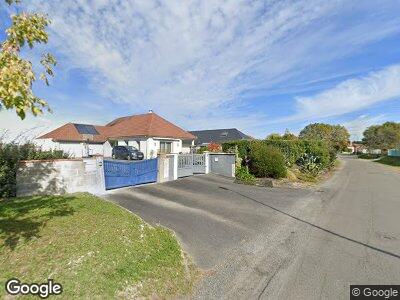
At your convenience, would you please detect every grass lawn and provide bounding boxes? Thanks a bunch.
[376,156,400,167]
[0,193,198,299]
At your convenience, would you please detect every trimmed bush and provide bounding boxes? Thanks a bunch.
[223,139,333,170]
[358,153,381,159]
[248,142,287,178]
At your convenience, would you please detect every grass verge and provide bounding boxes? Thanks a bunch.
[235,160,340,188]
[0,193,198,299]
[284,160,341,187]
[376,156,400,167]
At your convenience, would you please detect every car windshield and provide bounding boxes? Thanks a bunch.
[127,146,138,152]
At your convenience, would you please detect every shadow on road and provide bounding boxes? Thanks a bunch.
[219,186,400,260]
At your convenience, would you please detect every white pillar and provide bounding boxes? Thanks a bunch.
[97,156,106,193]
[172,154,178,180]
[204,152,210,174]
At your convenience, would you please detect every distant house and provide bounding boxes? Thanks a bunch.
[189,128,252,146]
[352,142,368,154]
[352,142,382,155]
[36,111,196,158]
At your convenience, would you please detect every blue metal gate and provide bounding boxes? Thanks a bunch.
[104,159,158,190]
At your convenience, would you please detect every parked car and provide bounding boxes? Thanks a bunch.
[112,146,144,160]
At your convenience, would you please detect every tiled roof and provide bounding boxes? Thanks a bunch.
[38,123,108,143]
[189,128,252,145]
[37,113,195,142]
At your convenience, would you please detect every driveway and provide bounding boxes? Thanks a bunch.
[104,174,311,269]
[104,156,400,299]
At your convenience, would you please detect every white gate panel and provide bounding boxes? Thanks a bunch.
[193,154,206,173]
[177,154,193,177]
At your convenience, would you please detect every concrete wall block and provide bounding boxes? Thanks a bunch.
[209,154,236,177]
[16,160,87,196]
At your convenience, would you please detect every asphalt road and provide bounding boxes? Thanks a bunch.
[261,156,400,300]
[104,156,400,299]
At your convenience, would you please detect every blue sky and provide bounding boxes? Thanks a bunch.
[1,0,400,141]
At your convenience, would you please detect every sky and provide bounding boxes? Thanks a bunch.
[1,0,400,141]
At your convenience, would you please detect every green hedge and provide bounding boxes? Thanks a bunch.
[248,142,287,178]
[222,139,333,169]
[358,153,381,159]
[0,142,68,198]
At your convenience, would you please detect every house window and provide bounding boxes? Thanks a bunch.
[159,141,172,154]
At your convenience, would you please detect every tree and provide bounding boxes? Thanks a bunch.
[282,129,297,140]
[363,122,400,150]
[266,130,297,141]
[266,133,282,140]
[0,0,56,119]
[299,123,350,152]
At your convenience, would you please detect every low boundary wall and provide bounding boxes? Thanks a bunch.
[17,153,235,196]
[209,153,236,177]
[17,157,105,197]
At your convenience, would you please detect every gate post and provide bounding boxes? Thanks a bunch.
[204,152,210,174]
[97,156,106,193]
[172,154,178,180]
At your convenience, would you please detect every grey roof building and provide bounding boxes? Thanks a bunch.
[189,128,252,146]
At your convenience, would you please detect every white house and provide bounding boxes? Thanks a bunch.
[35,111,196,158]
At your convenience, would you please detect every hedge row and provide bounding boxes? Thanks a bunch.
[222,139,335,169]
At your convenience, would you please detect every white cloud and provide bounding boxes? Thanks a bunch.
[1,0,400,137]
[0,109,103,143]
[0,110,62,143]
[24,2,400,114]
[343,114,386,141]
[294,64,400,120]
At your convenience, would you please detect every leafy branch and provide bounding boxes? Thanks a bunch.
[0,1,56,119]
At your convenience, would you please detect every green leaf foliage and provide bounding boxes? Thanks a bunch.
[362,122,400,150]
[248,142,287,179]
[299,123,350,152]
[5,13,50,49]
[1,1,56,119]
[223,139,333,170]
[235,166,256,184]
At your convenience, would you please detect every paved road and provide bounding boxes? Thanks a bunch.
[262,156,400,300]
[104,156,400,299]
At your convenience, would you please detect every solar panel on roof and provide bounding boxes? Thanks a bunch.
[74,124,99,135]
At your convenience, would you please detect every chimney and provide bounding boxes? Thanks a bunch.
[148,109,153,113]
